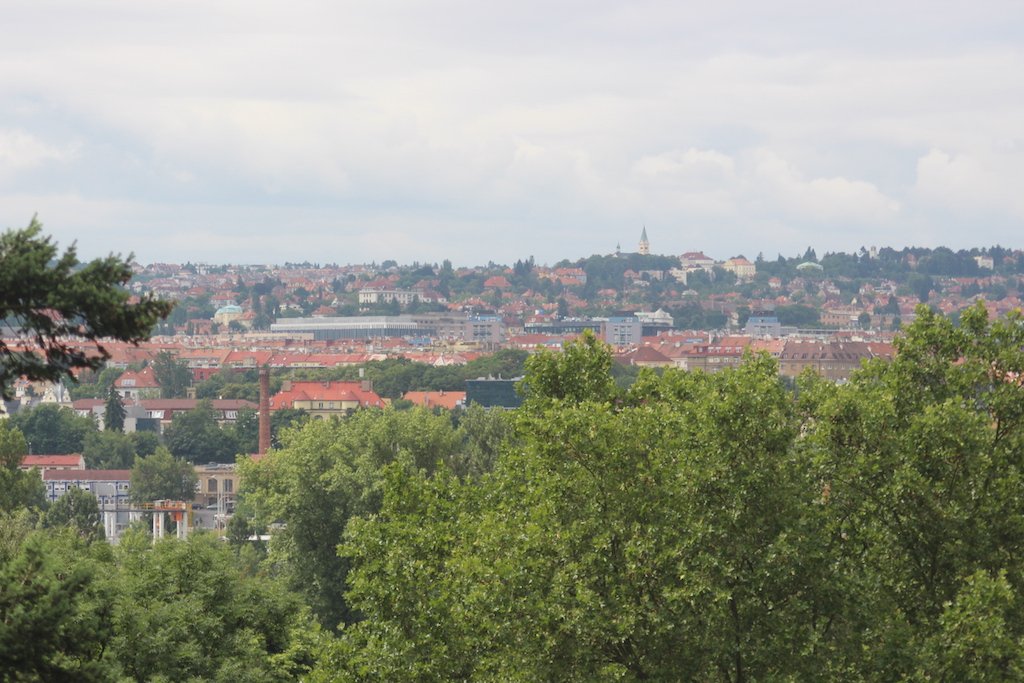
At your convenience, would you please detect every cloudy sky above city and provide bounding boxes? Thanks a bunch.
[1,1,1022,266]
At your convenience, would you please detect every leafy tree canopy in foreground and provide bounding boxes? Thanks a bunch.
[10,301,1024,681]
[313,307,1024,681]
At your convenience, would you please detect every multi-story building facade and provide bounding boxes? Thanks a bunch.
[43,469,133,540]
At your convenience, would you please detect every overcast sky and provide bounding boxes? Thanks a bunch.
[1,1,1022,267]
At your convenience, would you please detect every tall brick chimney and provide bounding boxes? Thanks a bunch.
[258,367,271,455]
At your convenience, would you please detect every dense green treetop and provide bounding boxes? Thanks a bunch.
[162,399,241,464]
[1,523,314,681]
[241,407,465,629]
[315,303,1024,680]
[8,403,96,455]
[0,421,45,514]
[82,430,137,470]
[0,531,113,681]
[45,487,104,543]
[130,447,198,504]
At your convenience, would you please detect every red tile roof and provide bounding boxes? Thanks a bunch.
[20,454,85,469]
[115,366,161,388]
[402,391,466,410]
[614,346,673,366]
[270,381,385,410]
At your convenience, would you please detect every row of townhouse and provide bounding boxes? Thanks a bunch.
[73,398,257,433]
[357,287,448,305]
[616,334,896,383]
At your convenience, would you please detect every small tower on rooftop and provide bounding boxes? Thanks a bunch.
[639,226,650,255]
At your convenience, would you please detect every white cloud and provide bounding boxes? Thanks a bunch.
[0,2,1022,264]
[914,148,1024,218]
[632,149,735,186]
[0,130,74,179]
[748,149,900,223]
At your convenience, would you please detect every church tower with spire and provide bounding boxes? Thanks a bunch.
[638,226,650,255]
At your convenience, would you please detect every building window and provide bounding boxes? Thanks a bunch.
[208,478,218,493]
[224,479,233,493]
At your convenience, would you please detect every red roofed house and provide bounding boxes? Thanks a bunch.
[222,350,274,370]
[402,391,466,411]
[20,454,86,474]
[270,380,385,419]
[722,256,756,280]
[135,399,257,433]
[114,366,161,400]
[484,275,512,290]
[680,252,716,270]
[614,346,674,368]
[43,469,132,505]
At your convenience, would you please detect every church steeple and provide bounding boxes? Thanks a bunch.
[639,226,650,255]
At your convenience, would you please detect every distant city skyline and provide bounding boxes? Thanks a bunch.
[1,2,1022,266]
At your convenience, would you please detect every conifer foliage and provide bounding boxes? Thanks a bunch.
[0,218,173,398]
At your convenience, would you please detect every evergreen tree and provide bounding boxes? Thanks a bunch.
[0,218,173,398]
[104,384,126,432]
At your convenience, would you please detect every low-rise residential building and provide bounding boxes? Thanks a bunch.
[19,454,85,474]
[132,399,257,433]
[675,336,752,373]
[43,469,131,506]
[114,367,161,400]
[776,340,893,382]
[402,390,467,410]
[722,256,756,280]
[681,251,716,270]
[821,305,865,328]
[358,288,419,306]
[614,346,674,368]
[269,380,385,419]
